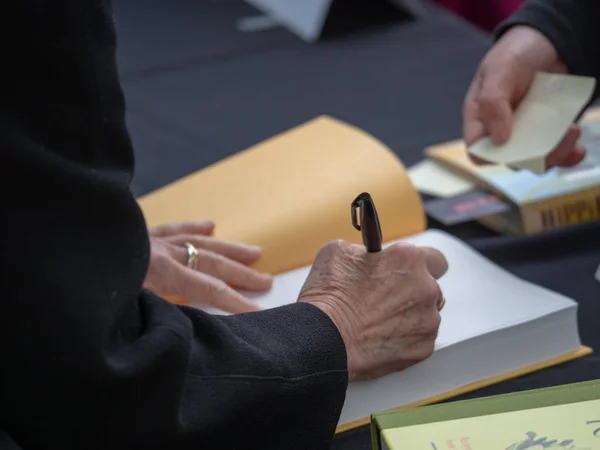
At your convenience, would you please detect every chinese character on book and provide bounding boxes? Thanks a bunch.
[506,431,590,450]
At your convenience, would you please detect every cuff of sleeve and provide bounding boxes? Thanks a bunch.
[494,2,590,77]
[219,302,348,378]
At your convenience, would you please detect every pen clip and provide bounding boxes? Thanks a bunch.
[351,192,383,252]
[351,192,372,231]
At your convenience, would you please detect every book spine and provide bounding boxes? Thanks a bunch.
[521,186,600,233]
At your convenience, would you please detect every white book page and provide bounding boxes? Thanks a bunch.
[205,229,577,349]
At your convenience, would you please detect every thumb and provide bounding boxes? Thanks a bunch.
[476,68,520,145]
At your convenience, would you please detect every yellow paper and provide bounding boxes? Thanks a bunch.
[382,399,600,449]
[139,116,425,277]
[425,140,513,191]
[408,159,475,198]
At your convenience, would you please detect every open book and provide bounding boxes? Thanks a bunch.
[138,116,591,433]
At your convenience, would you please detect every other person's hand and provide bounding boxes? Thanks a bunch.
[144,220,272,313]
[464,26,585,168]
[298,240,448,381]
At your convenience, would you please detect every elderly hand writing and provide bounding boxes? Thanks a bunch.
[299,240,448,381]
[143,220,273,313]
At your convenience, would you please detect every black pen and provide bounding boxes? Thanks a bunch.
[351,192,383,253]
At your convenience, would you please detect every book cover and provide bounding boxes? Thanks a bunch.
[139,115,425,278]
[372,380,600,450]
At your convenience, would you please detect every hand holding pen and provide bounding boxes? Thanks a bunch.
[297,191,448,380]
[350,192,445,311]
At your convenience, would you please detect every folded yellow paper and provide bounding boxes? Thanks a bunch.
[139,116,425,278]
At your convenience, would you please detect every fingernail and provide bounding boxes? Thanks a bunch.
[259,274,273,287]
[261,273,273,282]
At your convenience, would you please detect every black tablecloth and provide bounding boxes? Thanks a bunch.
[114,1,600,448]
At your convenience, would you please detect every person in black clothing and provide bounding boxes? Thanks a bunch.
[464,0,600,167]
[0,1,449,449]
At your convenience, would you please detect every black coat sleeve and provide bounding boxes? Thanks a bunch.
[497,0,600,93]
[0,1,348,449]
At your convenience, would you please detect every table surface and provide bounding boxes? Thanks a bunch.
[113,1,600,448]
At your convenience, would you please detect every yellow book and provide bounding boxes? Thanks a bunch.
[140,116,424,277]
[138,116,591,433]
[389,400,600,449]
[372,379,600,450]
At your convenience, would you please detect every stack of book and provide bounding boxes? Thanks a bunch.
[410,107,600,235]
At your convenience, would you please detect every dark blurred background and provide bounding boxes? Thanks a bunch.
[113,0,522,198]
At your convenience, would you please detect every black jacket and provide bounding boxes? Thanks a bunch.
[2,0,600,448]
[0,1,347,449]
[499,0,600,93]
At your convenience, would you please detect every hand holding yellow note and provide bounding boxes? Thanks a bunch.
[468,72,596,174]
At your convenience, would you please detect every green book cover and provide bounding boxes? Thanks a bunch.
[371,380,600,450]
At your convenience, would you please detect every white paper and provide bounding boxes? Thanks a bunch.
[243,0,332,42]
[199,229,580,427]
[204,230,576,349]
[233,229,575,348]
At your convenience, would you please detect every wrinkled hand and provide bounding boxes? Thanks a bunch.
[464,25,585,168]
[144,221,272,313]
[298,240,448,381]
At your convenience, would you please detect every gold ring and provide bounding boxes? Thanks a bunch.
[438,296,446,311]
[184,242,198,269]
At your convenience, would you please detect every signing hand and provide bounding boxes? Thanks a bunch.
[299,240,448,381]
[464,26,585,168]
[144,221,273,314]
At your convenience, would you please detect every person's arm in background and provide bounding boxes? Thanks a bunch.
[498,0,600,82]
[463,0,600,168]
[0,2,446,449]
